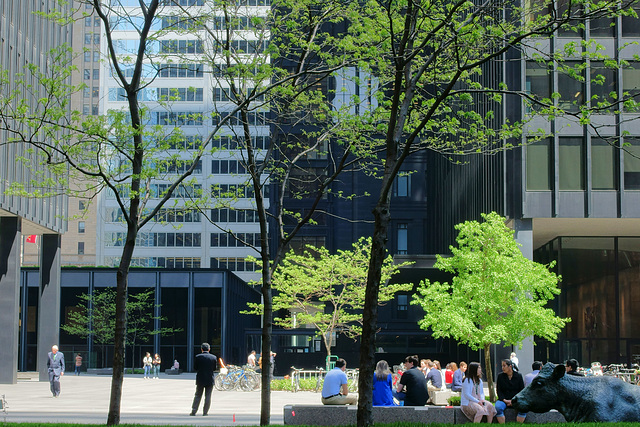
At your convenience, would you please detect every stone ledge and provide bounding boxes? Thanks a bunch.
[86,368,113,375]
[165,369,183,375]
[284,405,565,425]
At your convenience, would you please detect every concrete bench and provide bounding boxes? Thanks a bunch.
[284,405,566,425]
[433,389,458,405]
[165,369,183,375]
[284,405,454,425]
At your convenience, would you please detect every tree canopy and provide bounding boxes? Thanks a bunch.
[411,212,570,401]
[244,237,412,356]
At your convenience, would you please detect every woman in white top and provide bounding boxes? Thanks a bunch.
[142,352,152,379]
[460,362,496,423]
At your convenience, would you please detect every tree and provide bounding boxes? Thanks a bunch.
[353,0,637,424]
[411,212,570,401]
[61,288,181,369]
[244,237,412,357]
[0,0,368,423]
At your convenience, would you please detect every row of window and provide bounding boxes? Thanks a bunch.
[108,87,204,102]
[526,61,640,113]
[210,135,270,150]
[211,233,262,247]
[158,63,204,78]
[158,159,203,174]
[211,257,259,272]
[212,160,248,174]
[105,256,202,268]
[214,87,265,103]
[105,232,202,247]
[211,183,270,198]
[105,184,202,200]
[210,208,261,223]
[83,33,101,45]
[158,0,271,5]
[155,111,204,126]
[526,137,640,191]
[212,111,268,126]
[104,208,202,223]
[83,51,100,63]
[83,69,100,80]
[112,39,204,55]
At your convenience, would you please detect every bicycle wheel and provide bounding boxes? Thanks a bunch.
[240,374,258,391]
[214,374,226,391]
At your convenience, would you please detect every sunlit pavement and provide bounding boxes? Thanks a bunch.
[0,373,322,425]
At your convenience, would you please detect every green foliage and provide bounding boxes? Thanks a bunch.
[412,212,569,348]
[412,212,570,401]
[447,395,461,406]
[244,237,412,355]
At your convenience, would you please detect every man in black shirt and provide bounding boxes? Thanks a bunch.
[565,359,585,376]
[495,359,526,423]
[190,342,217,416]
[395,355,428,406]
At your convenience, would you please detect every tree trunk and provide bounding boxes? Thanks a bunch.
[357,202,392,427]
[484,343,496,402]
[260,268,272,425]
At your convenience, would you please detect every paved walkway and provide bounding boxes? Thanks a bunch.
[0,373,323,425]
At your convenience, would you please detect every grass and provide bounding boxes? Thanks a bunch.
[1,423,640,427]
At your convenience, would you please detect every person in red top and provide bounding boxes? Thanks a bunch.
[445,362,457,388]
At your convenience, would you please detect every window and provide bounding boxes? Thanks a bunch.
[559,137,585,190]
[93,33,100,44]
[78,201,86,210]
[394,175,411,197]
[78,221,86,233]
[78,242,85,255]
[558,62,585,113]
[590,15,615,37]
[84,69,91,80]
[84,34,92,45]
[622,5,640,37]
[397,294,408,319]
[623,62,640,112]
[590,62,616,111]
[526,62,552,110]
[83,87,90,99]
[85,17,92,27]
[92,87,99,98]
[557,0,584,37]
[93,69,100,80]
[93,51,100,62]
[526,138,552,191]
[92,105,99,116]
[84,51,91,62]
[94,16,101,27]
[592,138,617,190]
[624,138,640,190]
[83,104,90,115]
[397,223,408,255]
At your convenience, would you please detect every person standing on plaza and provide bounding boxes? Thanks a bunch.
[321,358,357,405]
[190,342,217,416]
[510,352,519,372]
[153,353,161,379]
[47,345,65,397]
[247,350,256,367]
[74,353,82,376]
[143,352,152,379]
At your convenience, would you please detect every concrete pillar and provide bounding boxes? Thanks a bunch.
[0,217,21,384]
[513,218,534,375]
[37,233,62,381]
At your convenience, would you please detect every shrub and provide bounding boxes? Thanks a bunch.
[447,395,461,406]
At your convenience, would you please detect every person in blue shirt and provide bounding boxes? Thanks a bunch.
[321,358,357,405]
[451,361,467,392]
[373,360,397,406]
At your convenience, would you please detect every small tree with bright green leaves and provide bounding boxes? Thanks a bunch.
[411,212,570,402]
[244,237,413,358]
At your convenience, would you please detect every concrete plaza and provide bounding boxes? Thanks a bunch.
[0,373,323,425]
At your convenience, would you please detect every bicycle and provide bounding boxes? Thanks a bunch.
[346,368,359,392]
[290,366,302,393]
[215,365,260,391]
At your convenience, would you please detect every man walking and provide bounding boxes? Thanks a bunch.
[47,345,65,397]
[190,342,217,416]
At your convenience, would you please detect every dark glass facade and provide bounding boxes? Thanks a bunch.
[534,237,640,367]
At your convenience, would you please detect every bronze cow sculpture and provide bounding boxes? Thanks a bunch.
[512,362,640,422]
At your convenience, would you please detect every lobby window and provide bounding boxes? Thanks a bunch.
[78,221,85,234]
[589,14,615,37]
[77,242,85,255]
[526,61,552,111]
[591,138,617,190]
[623,138,640,190]
[397,294,408,319]
[394,174,411,197]
[622,5,640,37]
[590,62,616,112]
[559,137,585,190]
[526,138,552,191]
[623,62,640,112]
[558,62,585,113]
[397,223,408,255]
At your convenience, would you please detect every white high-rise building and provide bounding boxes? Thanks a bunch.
[96,0,270,282]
